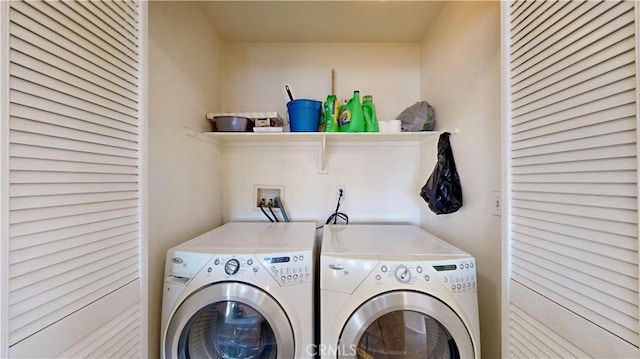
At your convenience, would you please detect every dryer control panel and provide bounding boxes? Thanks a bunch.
[434,259,477,294]
[259,251,313,287]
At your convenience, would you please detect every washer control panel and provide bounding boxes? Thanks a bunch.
[207,254,256,279]
[260,251,313,287]
[209,256,255,278]
[434,259,477,294]
[376,263,419,285]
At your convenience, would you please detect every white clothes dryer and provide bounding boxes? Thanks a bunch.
[161,222,316,359]
[320,224,480,359]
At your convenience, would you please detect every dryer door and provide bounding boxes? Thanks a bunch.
[164,282,294,359]
[338,291,475,359]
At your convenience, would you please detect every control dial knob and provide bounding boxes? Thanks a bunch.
[224,259,240,275]
[395,265,411,283]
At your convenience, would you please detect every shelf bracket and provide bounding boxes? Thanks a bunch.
[318,134,328,174]
[183,127,217,144]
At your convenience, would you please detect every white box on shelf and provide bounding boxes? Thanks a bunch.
[253,127,285,133]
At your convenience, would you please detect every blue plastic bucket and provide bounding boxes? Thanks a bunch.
[287,99,322,132]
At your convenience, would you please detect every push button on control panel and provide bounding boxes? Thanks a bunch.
[263,252,312,286]
[439,259,477,294]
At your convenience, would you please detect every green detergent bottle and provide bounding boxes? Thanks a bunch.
[362,95,379,132]
[339,90,365,132]
[323,95,340,132]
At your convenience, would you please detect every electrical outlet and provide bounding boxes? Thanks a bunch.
[254,185,284,211]
[336,185,345,202]
[492,190,501,217]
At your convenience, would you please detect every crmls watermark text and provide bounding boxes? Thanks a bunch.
[305,344,358,356]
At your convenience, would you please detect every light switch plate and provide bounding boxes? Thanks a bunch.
[492,190,501,217]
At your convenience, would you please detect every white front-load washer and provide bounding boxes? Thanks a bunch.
[320,224,480,359]
[161,222,316,359]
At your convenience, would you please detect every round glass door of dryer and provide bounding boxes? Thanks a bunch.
[164,282,294,359]
[356,311,457,359]
[338,292,475,359]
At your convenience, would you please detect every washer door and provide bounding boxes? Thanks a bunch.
[164,282,294,359]
[338,291,475,359]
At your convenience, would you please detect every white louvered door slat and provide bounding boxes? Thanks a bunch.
[10,117,137,149]
[10,191,139,210]
[57,303,140,358]
[512,215,637,251]
[6,0,142,356]
[10,91,138,132]
[9,7,137,87]
[512,1,619,71]
[10,223,138,263]
[10,255,139,319]
[76,2,137,45]
[10,130,138,158]
[11,145,138,167]
[514,36,636,103]
[9,25,138,97]
[10,78,137,124]
[512,190,638,210]
[512,228,638,279]
[513,78,636,125]
[512,131,637,160]
[510,1,576,49]
[10,50,138,109]
[506,0,640,357]
[513,2,633,80]
[11,1,138,80]
[10,241,138,290]
[10,63,137,116]
[512,110,636,143]
[510,304,591,358]
[10,104,138,140]
[513,64,636,116]
[42,1,138,61]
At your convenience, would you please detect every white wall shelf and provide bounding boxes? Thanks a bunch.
[202,130,443,143]
[184,127,455,174]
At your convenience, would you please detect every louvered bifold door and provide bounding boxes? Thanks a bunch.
[506,0,640,357]
[6,0,142,357]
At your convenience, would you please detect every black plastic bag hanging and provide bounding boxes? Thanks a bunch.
[420,132,463,214]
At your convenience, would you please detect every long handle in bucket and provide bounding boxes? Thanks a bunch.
[285,85,294,101]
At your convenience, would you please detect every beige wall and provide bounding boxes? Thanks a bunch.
[419,2,502,358]
[221,42,425,224]
[222,42,421,121]
[223,142,425,225]
[222,43,430,224]
[148,2,224,357]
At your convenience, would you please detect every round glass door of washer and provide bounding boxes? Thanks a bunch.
[182,301,277,359]
[164,282,294,359]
